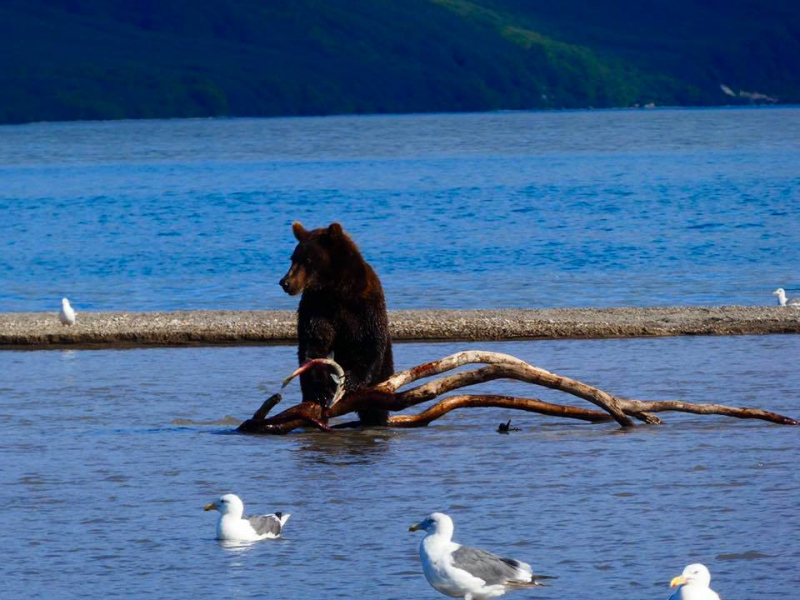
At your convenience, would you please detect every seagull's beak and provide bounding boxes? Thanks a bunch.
[670,575,688,588]
[203,503,216,512]
[409,522,422,532]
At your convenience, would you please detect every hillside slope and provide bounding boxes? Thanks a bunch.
[0,0,796,124]
[480,0,800,104]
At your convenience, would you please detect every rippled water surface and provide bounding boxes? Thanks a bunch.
[1,107,799,311]
[1,336,798,599]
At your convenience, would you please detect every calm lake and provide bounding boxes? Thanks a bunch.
[1,336,798,599]
[1,108,799,599]
[1,107,799,311]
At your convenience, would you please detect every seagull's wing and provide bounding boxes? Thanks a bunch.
[245,513,283,537]
[450,546,550,586]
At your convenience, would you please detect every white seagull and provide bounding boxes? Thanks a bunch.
[204,493,290,541]
[409,512,555,599]
[669,563,721,600]
[59,297,76,326]
[773,288,800,307]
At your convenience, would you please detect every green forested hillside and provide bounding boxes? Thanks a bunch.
[0,0,797,124]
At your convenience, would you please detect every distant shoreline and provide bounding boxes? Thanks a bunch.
[1,307,798,350]
[3,104,797,128]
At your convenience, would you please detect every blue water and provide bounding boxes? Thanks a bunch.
[1,107,799,312]
[1,336,798,599]
[1,110,800,599]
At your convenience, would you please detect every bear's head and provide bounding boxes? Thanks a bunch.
[279,221,365,296]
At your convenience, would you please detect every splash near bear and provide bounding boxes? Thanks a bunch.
[279,222,394,425]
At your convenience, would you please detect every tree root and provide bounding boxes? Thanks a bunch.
[238,350,798,434]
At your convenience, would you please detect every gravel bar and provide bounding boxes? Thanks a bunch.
[1,307,799,349]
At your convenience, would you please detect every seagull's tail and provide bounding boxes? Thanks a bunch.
[276,512,291,528]
[501,558,557,587]
[508,574,557,588]
[530,574,558,586]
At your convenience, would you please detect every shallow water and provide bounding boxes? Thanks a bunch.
[1,335,798,599]
[1,107,799,312]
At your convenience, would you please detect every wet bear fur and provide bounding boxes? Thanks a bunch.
[279,222,394,425]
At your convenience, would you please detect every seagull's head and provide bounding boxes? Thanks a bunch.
[409,512,454,537]
[670,563,711,589]
[61,298,71,308]
[204,493,244,518]
[773,288,785,296]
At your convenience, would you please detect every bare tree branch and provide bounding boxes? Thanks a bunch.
[387,394,614,427]
[252,393,282,421]
[617,398,798,425]
[239,350,797,434]
[382,351,634,426]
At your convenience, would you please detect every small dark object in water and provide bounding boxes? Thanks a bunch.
[497,420,521,434]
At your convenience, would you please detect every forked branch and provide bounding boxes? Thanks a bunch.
[238,350,798,434]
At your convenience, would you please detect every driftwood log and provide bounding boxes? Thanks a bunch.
[237,351,798,434]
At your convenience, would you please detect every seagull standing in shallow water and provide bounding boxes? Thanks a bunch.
[409,512,555,599]
[59,297,76,326]
[204,493,290,541]
[773,288,800,307]
[669,564,720,600]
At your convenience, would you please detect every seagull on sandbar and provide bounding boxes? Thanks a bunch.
[409,512,555,599]
[204,493,290,541]
[773,288,800,307]
[59,297,76,326]
[669,563,720,600]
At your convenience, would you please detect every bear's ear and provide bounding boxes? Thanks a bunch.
[327,222,343,237]
[292,221,309,242]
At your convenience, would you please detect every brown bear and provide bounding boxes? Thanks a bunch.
[279,221,394,425]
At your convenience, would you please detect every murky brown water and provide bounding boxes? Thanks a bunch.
[1,336,798,598]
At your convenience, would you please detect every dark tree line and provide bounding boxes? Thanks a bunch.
[1,0,797,124]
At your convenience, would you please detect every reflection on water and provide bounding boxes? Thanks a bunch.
[0,336,798,599]
[294,429,396,467]
[218,538,265,554]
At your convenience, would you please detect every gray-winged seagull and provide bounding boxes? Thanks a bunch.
[409,512,555,599]
[204,493,290,541]
[773,288,800,307]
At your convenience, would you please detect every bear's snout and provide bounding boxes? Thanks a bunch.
[279,275,299,295]
[279,265,305,295]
